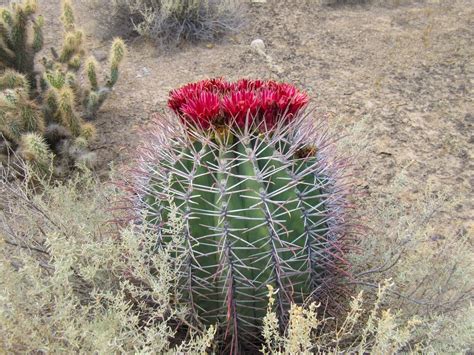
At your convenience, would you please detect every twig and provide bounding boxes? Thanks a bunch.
[350,281,432,306]
[3,239,49,255]
[355,252,403,278]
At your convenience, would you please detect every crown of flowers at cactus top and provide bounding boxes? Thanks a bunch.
[167,78,309,130]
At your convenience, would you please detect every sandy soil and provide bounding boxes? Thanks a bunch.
[9,0,473,236]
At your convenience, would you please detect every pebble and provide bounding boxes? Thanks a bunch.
[250,39,265,52]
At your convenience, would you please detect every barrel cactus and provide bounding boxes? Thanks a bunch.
[126,78,351,352]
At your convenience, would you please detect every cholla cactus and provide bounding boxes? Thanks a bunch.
[83,38,126,119]
[18,132,52,174]
[57,0,84,69]
[0,69,29,91]
[42,1,126,121]
[0,0,43,85]
[125,78,352,352]
[108,38,125,88]
[57,87,82,137]
[0,86,44,143]
[0,0,125,175]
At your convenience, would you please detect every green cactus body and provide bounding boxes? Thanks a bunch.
[1,0,125,176]
[108,38,125,88]
[0,87,44,143]
[0,1,41,87]
[57,87,82,136]
[0,69,28,91]
[18,132,52,174]
[128,79,349,352]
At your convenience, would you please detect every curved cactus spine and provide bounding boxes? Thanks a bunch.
[125,79,351,352]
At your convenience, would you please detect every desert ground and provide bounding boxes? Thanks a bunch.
[57,0,472,238]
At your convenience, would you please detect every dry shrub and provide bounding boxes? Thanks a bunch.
[0,167,215,353]
[262,281,424,354]
[349,170,474,352]
[321,0,428,6]
[88,0,245,44]
[0,136,472,352]
[260,180,473,352]
[259,169,473,353]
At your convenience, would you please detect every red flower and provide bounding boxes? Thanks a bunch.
[235,79,266,91]
[287,92,309,116]
[257,89,277,129]
[168,88,188,113]
[181,91,221,129]
[222,90,259,127]
[202,78,233,93]
[167,78,309,131]
[168,82,203,114]
[272,83,309,121]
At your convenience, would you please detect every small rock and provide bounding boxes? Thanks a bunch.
[136,67,151,78]
[430,234,445,242]
[250,39,265,52]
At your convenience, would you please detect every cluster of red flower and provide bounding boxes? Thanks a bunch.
[168,78,309,130]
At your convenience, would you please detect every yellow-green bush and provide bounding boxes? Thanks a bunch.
[0,168,216,353]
